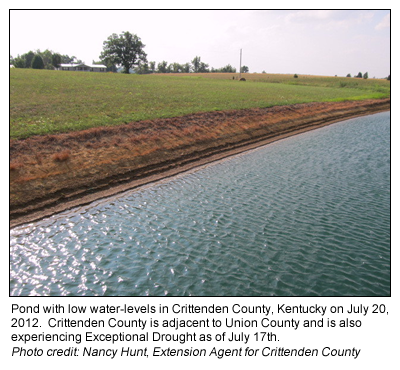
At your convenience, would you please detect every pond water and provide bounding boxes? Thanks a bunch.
[10,112,390,296]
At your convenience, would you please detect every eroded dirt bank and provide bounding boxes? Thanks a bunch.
[10,99,390,228]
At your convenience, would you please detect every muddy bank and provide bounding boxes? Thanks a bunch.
[10,99,390,228]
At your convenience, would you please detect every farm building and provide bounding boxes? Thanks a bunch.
[59,63,107,72]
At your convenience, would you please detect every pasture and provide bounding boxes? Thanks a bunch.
[10,69,390,139]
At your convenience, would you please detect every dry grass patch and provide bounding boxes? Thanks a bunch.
[10,161,24,171]
[52,150,71,162]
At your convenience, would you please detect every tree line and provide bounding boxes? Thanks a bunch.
[10,31,250,74]
[13,31,388,79]
[135,58,248,74]
[346,72,370,79]
[346,72,390,80]
[10,50,248,75]
[10,50,83,70]
[99,31,249,74]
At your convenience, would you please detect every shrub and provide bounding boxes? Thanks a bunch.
[294,74,298,78]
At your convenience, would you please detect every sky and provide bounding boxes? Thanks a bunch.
[10,9,390,77]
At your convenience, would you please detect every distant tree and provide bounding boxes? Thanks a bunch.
[37,49,53,69]
[199,62,209,73]
[104,64,118,72]
[170,62,182,73]
[363,72,368,79]
[181,63,191,73]
[262,70,266,73]
[241,65,249,73]
[224,64,236,73]
[12,55,25,68]
[12,50,84,69]
[149,61,156,73]
[52,53,62,69]
[96,57,116,72]
[212,64,237,73]
[356,72,362,78]
[387,74,390,81]
[31,54,44,69]
[191,56,209,73]
[191,56,201,73]
[294,74,299,78]
[61,55,76,64]
[100,31,147,74]
[346,73,352,77]
[157,61,169,73]
[24,51,36,68]
[136,62,151,74]
[60,55,82,64]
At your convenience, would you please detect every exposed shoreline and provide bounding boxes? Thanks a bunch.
[10,99,390,228]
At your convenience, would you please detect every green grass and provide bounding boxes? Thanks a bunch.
[10,69,390,139]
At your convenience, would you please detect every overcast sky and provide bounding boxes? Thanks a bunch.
[10,9,390,77]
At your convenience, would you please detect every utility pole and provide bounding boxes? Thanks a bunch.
[239,48,242,79]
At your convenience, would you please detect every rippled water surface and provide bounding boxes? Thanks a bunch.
[10,112,390,296]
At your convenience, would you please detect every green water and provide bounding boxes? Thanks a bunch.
[10,112,390,296]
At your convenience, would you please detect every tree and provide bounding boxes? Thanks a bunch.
[149,61,156,73]
[223,64,236,73]
[52,53,62,69]
[37,49,53,69]
[181,63,191,73]
[170,62,182,73]
[12,55,25,68]
[387,74,390,81]
[212,64,236,73]
[356,72,362,78]
[191,56,201,73]
[11,50,84,69]
[191,56,209,73]
[157,61,169,73]
[24,51,36,68]
[31,54,44,69]
[363,72,368,79]
[135,62,151,74]
[100,31,147,74]
[241,65,249,73]
[61,55,79,64]
[294,74,299,78]
[346,73,352,77]
[198,62,209,73]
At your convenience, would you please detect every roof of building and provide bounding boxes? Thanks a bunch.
[59,63,107,69]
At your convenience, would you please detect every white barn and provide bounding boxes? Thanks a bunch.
[59,63,107,72]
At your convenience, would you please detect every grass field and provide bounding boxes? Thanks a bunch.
[10,69,390,139]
